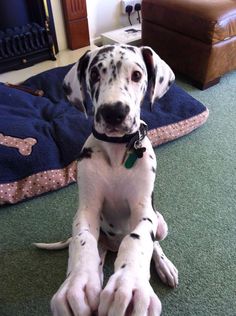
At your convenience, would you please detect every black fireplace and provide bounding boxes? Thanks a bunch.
[0,0,58,74]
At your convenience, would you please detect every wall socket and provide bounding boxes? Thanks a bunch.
[121,0,142,15]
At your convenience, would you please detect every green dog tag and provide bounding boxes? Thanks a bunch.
[124,151,138,169]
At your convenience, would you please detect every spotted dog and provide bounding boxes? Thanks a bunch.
[35,44,178,316]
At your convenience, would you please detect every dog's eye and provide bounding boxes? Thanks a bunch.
[131,71,142,82]
[90,68,100,83]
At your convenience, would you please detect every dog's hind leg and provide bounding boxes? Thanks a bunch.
[152,241,178,288]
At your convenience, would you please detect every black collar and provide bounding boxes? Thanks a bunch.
[92,123,148,144]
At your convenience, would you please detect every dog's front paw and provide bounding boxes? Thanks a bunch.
[98,270,162,316]
[51,270,102,316]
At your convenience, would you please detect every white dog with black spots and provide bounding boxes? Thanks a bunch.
[35,44,178,316]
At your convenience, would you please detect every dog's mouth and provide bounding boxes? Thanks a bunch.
[99,116,139,137]
[104,125,130,137]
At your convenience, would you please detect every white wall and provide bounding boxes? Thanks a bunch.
[86,0,129,42]
[50,0,67,50]
[50,0,131,50]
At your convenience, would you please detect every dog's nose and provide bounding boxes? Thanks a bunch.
[100,102,130,126]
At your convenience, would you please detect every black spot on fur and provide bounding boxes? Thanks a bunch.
[89,67,100,99]
[95,88,100,102]
[150,231,155,241]
[152,167,156,173]
[142,48,157,103]
[135,62,145,72]
[88,55,99,71]
[80,240,86,246]
[149,155,154,160]
[78,148,93,161]
[121,264,126,269]
[109,223,114,228]
[130,233,140,239]
[89,55,100,69]
[90,86,95,99]
[126,46,135,53]
[99,46,115,55]
[102,68,107,74]
[142,85,147,95]
[143,217,153,224]
[77,51,90,82]
[112,65,117,79]
[98,62,103,69]
[116,61,122,73]
[62,82,72,95]
[159,76,164,84]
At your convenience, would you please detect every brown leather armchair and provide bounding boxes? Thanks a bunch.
[142,0,236,89]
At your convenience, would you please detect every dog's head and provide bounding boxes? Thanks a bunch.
[63,44,174,137]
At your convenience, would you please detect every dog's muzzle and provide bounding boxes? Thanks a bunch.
[98,102,130,126]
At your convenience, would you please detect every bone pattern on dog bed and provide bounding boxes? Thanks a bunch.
[35,44,179,316]
[0,133,37,156]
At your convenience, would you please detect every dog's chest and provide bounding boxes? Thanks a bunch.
[100,183,132,250]
[101,167,133,220]
[94,158,139,242]
[99,160,151,245]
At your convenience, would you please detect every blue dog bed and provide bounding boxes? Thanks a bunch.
[0,65,208,204]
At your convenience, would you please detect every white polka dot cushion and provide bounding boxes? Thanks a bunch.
[0,65,208,204]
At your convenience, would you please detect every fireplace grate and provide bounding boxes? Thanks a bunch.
[0,0,57,75]
[0,23,53,59]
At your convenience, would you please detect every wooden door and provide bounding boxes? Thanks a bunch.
[62,0,90,50]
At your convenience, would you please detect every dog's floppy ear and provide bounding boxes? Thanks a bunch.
[63,50,90,116]
[141,46,175,109]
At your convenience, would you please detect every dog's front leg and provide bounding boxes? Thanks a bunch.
[51,192,103,316]
[99,202,162,316]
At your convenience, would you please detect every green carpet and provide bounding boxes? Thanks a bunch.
[1,71,236,316]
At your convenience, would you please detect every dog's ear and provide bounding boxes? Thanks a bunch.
[141,46,175,109]
[63,50,90,116]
